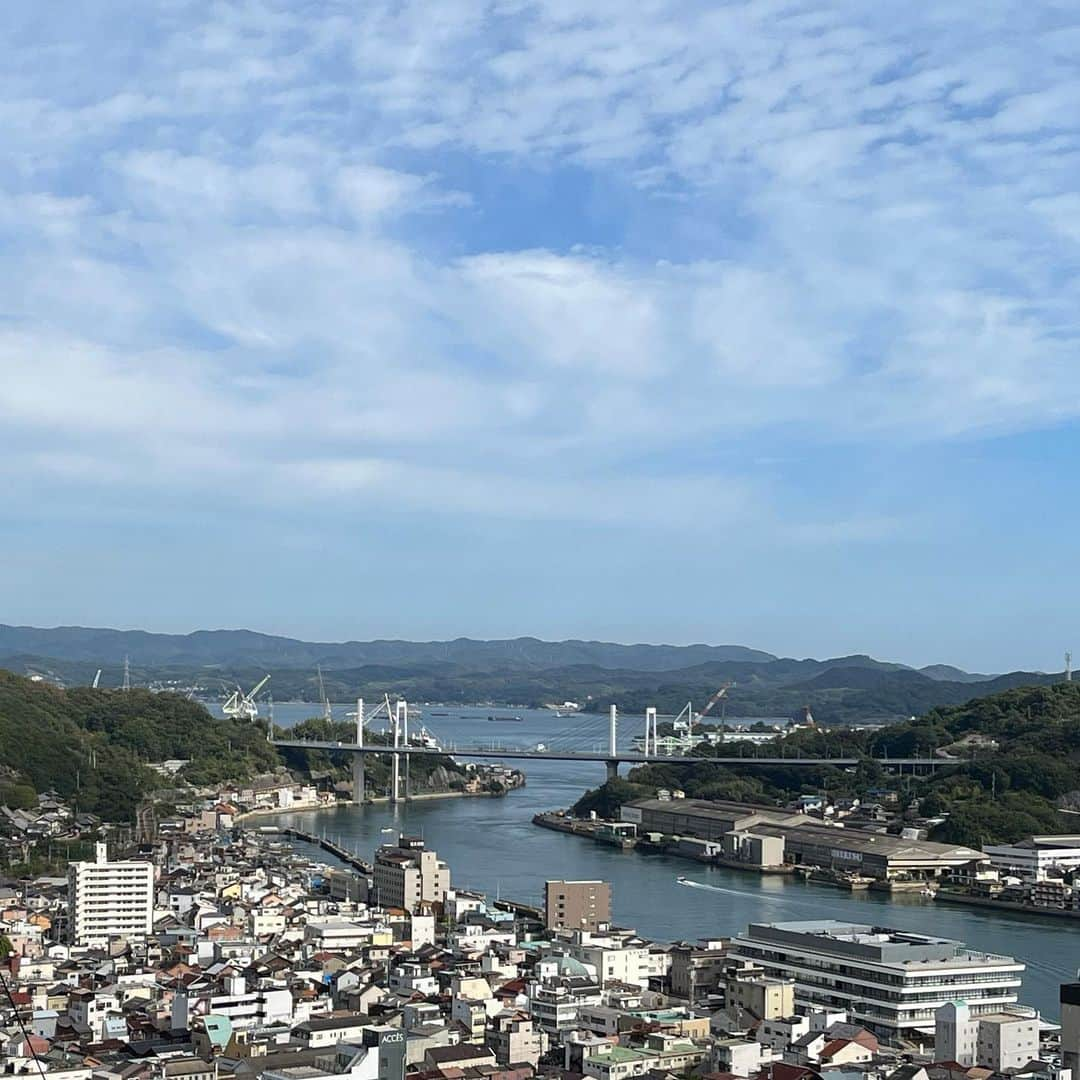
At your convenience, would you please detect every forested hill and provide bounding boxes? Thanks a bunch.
[0,671,278,822]
[0,625,776,671]
[576,681,1080,846]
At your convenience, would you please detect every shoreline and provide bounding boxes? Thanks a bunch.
[936,889,1080,921]
[234,788,507,822]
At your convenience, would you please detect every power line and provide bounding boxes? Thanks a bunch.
[0,967,49,1080]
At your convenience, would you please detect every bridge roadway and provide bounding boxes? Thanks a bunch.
[271,738,943,770]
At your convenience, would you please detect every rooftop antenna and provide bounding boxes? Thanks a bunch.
[1067,652,1073,683]
[122,656,131,692]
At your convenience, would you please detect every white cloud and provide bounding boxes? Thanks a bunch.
[0,0,1079,543]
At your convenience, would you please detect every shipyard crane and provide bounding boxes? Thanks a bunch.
[222,674,271,721]
[695,681,735,724]
[316,665,333,722]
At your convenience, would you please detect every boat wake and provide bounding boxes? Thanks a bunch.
[675,876,804,908]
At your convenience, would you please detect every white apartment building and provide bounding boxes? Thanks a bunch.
[172,976,294,1031]
[67,843,154,946]
[731,921,1025,1043]
[566,930,670,989]
[373,837,449,913]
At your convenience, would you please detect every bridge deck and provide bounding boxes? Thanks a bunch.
[271,739,942,768]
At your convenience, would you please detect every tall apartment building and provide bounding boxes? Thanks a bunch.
[730,921,1024,1043]
[545,880,611,931]
[373,836,450,913]
[67,842,154,946]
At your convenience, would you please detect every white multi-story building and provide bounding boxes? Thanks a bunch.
[67,843,154,946]
[936,1000,1040,1070]
[976,1009,1041,1071]
[172,976,294,1031]
[730,921,1025,1043]
[936,1001,978,1065]
[565,929,670,988]
[984,836,1080,880]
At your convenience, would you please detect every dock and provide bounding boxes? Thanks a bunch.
[244,825,373,875]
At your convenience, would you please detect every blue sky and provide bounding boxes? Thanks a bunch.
[2,1,1079,671]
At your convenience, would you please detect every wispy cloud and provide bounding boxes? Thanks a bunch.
[1,0,1079,545]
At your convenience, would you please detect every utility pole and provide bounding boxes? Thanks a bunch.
[1067,652,1073,682]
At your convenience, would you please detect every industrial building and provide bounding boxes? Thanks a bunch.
[729,921,1025,1042]
[67,842,154,946]
[622,798,986,881]
[983,835,1080,879]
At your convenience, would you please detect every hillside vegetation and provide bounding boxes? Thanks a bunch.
[575,682,1080,846]
[0,671,278,821]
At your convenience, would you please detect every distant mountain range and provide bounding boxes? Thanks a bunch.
[0,625,777,671]
[0,624,1054,725]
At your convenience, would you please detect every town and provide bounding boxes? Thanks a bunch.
[0,788,1077,1080]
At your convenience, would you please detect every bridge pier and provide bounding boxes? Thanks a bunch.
[606,759,619,782]
[353,754,365,804]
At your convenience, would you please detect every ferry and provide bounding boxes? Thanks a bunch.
[410,726,442,750]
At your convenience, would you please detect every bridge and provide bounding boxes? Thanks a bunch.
[272,698,944,803]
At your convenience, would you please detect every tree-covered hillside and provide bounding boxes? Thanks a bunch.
[0,671,279,821]
[273,716,471,795]
[575,682,1080,846]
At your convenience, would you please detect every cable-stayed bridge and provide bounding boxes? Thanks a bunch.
[272,700,943,803]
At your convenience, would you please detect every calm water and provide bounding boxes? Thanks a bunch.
[260,704,1080,1019]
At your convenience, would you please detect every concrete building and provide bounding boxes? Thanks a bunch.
[372,836,449,913]
[545,879,611,932]
[709,1038,765,1077]
[624,799,986,882]
[936,1000,1040,1071]
[669,941,728,1000]
[975,1009,1040,1071]
[984,836,1080,880]
[726,969,796,1021]
[486,1010,544,1066]
[731,921,1025,1042]
[565,929,669,989]
[935,1001,978,1066]
[1062,982,1080,1074]
[172,977,294,1031]
[67,843,154,946]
